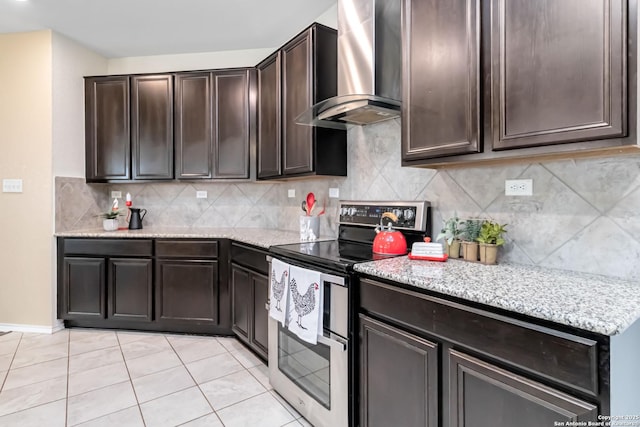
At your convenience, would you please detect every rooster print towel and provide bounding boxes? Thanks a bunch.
[269,258,290,325]
[286,265,323,345]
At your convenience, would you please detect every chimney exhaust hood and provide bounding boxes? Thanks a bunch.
[296,0,402,129]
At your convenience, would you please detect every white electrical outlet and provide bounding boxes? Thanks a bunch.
[329,188,340,198]
[2,179,23,193]
[111,191,122,198]
[505,179,533,196]
[196,190,208,199]
[288,189,296,198]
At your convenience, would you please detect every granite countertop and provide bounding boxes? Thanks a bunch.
[353,256,640,336]
[55,227,333,249]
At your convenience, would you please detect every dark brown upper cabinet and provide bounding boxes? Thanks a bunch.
[402,0,635,167]
[131,75,174,180]
[402,0,481,160]
[256,23,347,180]
[85,76,130,181]
[85,74,174,182]
[257,53,281,178]
[491,0,626,150]
[175,69,255,179]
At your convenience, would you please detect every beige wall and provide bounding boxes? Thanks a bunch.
[0,31,54,329]
[106,4,337,75]
[52,33,108,178]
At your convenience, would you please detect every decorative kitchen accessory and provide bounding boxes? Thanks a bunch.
[476,220,508,265]
[269,258,290,325]
[305,192,316,215]
[128,208,147,230]
[460,219,482,261]
[99,199,121,231]
[408,237,448,261]
[300,215,320,241]
[373,212,407,255]
[286,264,323,345]
[436,214,464,258]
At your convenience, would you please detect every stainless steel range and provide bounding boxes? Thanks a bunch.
[267,200,430,427]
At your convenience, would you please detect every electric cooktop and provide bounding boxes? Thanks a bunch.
[270,201,431,274]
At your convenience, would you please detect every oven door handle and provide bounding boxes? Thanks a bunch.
[317,334,347,352]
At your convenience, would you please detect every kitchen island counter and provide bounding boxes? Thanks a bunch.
[354,256,640,336]
[55,227,332,249]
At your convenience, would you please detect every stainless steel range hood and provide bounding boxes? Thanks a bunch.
[296,0,402,129]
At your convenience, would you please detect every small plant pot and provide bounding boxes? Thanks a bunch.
[479,243,499,265]
[445,240,461,258]
[102,218,119,231]
[461,241,479,262]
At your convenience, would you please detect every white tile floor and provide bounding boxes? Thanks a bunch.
[0,329,313,426]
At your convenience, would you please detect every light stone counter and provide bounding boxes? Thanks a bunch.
[353,256,640,336]
[55,227,333,249]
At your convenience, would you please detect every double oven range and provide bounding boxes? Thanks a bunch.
[268,200,431,427]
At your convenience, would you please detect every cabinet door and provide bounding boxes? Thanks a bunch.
[213,70,251,178]
[175,72,212,179]
[85,77,130,181]
[360,315,439,427]
[257,53,281,178]
[490,0,626,150]
[108,258,152,322]
[156,259,218,323]
[62,257,106,319]
[230,264,251,341]
[282,30,314,176]
[402,0,480,161]
[131,75,174,179]
[251,272,269,358]
[449,349,598,426]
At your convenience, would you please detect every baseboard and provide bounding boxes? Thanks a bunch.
[0,321,65,334]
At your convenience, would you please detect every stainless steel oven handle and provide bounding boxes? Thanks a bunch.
[267,256,346,287]
[317,334,347,352]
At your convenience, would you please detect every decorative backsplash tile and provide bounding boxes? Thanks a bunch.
[56,118,640,281]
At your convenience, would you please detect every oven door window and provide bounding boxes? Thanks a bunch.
[277,324,331,409]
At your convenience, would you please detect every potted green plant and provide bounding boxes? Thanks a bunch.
[436,214,464,258]
[476,220,508,264]
[460,219,482,262]
[99,210,121,231]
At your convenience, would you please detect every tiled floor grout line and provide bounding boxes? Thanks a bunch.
[65,331,70,427]
[115,332,148,427]
[0,330,310,427]
[164,333,221,425]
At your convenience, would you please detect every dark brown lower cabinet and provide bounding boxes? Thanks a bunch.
[359,315,439,427]
[449,350,598,427]
[358,277,604,427]
[108,258,153,322]
[155,259,218,324]
[230,242,270,359]
[57,237,230,334]
[62,257,106,319]
[59,239,153,323]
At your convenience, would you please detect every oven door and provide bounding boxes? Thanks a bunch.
[267,267,349,427]
[268,318,348,427]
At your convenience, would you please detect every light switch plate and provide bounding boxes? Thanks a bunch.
[2,179,23,193]
[196,190,208,199]
[111,191,122,198]
[329,188,340,198]
[288,189,296,198]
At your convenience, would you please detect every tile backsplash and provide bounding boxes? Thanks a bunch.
[56,118,640,280]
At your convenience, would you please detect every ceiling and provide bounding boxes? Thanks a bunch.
[0,0,337,58]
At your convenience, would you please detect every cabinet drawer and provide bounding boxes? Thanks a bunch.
[155,240,218,258]
[231,242,269,274]
[63,238,152,257]
[360,278,599,396]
